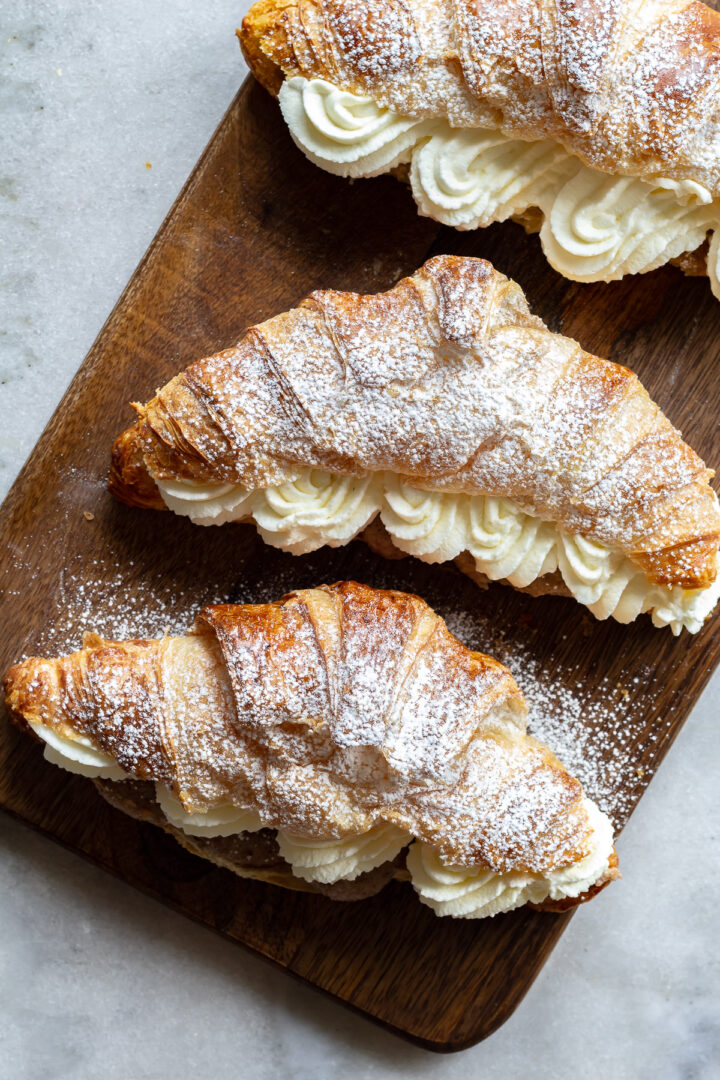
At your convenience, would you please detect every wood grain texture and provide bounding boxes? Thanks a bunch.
[2,75,720,1052]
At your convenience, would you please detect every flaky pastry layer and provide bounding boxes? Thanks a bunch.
[5,582,612,879]
[240,0,720,197]
[109,256,720,590]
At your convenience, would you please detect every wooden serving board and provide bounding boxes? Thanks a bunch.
[2,75,720,1053]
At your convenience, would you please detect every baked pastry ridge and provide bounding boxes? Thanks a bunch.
[109,255,720,633]
[239,0,720,297]
[4,582,619,918]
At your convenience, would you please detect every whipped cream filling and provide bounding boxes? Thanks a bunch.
[154,786,409,884]
[28,721,128,780]
[275,824,411,884]
[154,783,264,836]
[154,471,720,634]
[28,728,614,915]
[278,75,438,177]
[405,798,614,919]
[253,470,380,555]
[23,727,406,886]
[278,77,720,296]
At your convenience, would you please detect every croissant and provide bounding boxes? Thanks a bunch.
[4,581,619,917]
[239,0,720,299]
[109,255,720,633]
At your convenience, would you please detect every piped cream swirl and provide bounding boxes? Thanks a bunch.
[278,77,720,296]
[154,471,720,634]
[406,798,614,918]
[410,126,568,229]
[541,172,714,283]
[154,783,264,836]
[278,76,438,177]
[158,478,253,525]
[275,824,411,884]
[28,721,128,780]
[252,470,381,554]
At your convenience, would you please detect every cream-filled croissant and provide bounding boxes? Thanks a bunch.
[110,255,720,633]
[4,582,619,916]
[240,0,720,298]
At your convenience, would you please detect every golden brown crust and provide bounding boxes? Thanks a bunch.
[240,0,720,196]
[110,256,720,590]
[238,1,296,94]
[5,582,607,880]
[671,243,710,278]
[5,636,175,784]
[109,425,165,510]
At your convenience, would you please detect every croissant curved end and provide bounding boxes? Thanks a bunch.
[108,425,165,510]
[634,535,720,591]
[238,0,294,96]
[4,657,56,736]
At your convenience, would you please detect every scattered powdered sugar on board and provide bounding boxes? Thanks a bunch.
[515,664,651,825]
[439,605,660,829]
[4,533,230,657]
[39,560,221,646]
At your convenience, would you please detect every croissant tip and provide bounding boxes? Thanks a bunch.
[108,426,166,511]
[239,1,288,96]
[3,657,52,735]
[3,661,22,708]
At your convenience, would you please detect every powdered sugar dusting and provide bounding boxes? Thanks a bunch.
[439,604,661,829]
[136,256,719,586]
[9,574,600,874]
[251,0,720,194]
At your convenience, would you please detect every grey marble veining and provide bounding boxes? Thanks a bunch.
[1,3,719,1078]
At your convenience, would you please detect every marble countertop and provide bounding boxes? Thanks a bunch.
[2,3,719,1077]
